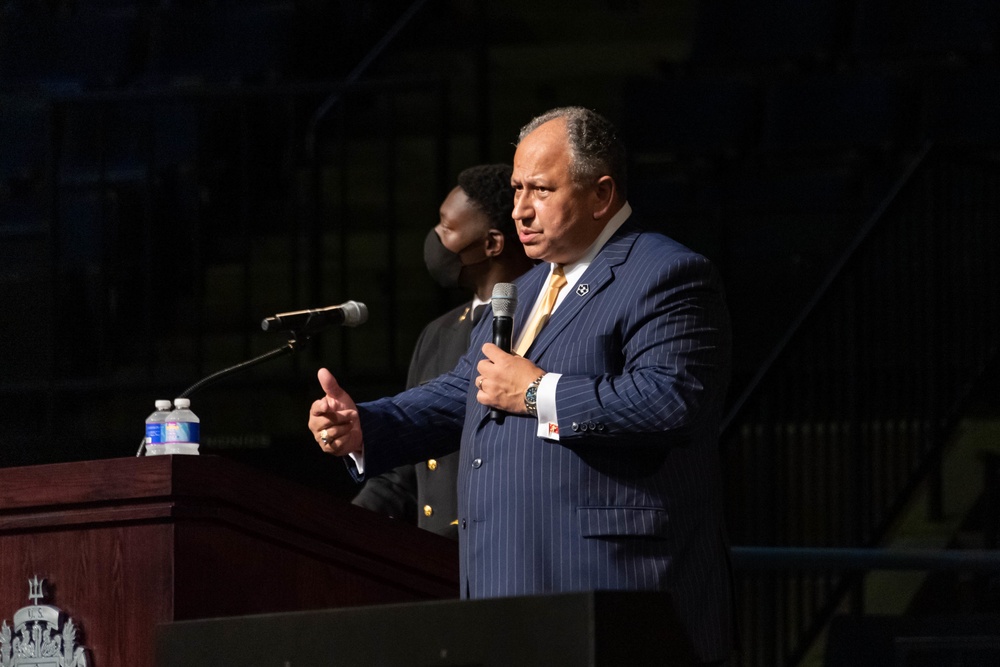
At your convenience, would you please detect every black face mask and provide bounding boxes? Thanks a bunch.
[423,228,486,288]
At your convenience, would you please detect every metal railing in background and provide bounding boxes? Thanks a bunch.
[731,546,1000,666]
[722,147,1000,665]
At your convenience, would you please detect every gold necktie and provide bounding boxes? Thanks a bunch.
[515,266,567,356]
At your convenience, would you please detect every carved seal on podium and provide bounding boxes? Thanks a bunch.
[0,577,89,667]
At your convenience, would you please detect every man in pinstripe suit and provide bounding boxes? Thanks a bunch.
[309,107,735,664]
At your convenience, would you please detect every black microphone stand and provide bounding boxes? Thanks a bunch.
[135,335,309,456]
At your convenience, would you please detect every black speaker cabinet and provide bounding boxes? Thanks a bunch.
[156,590,699,666]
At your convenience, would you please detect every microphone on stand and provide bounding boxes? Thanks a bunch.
[489,283,517,424]
[261,300,368,333]
[137,301,368,457]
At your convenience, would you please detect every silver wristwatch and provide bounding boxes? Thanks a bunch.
[524,374,545,416]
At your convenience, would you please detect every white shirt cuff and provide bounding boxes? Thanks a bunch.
[349,450,366,476]
[534,372,562,440]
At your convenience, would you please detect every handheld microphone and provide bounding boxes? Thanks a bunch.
[489,283,517,424]
[261,300,368,333]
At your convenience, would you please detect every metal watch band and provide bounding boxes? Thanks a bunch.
[524,374,545,417]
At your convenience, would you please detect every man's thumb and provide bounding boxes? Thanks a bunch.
[317,367,342,398]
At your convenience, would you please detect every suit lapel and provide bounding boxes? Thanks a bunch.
[524,224,639,360]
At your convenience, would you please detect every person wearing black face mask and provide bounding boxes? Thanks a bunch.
[422,210,489,290]
[351,164,534,537]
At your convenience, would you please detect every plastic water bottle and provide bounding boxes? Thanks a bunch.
[164,397,200,455]
[144,399,174,456]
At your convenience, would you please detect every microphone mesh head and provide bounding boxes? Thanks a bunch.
[342,301,369,327]
[491,283,517,318]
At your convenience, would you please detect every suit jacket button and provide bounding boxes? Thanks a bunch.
[572,422,580,431]
[461,518,467,529]
[472,458,483,469]
[427,459,438,471]
[423,505,434,517]
[596,423,605,431]
[580,422,589,432]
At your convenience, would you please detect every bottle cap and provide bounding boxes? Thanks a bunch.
[174,398,191,409]
[155,400,172,410]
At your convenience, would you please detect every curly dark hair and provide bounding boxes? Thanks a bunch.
[518,106,627,199]
[457,163,516,238]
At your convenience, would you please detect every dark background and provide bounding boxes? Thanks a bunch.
[4,3,1000,665]
[1,0,997,495]
[0,0,1000,493]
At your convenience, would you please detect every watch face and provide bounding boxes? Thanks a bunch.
[525,375,544,415]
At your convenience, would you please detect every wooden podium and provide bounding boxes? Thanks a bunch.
[0,455,458,667]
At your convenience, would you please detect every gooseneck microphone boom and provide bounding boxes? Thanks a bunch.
[490,283,517,424]
[261,300,368,333]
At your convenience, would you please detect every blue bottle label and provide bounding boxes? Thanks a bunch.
[145,423,166,444]
[165,422,200,443]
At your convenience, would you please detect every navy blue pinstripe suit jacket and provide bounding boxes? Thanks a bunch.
[356,221,734,661]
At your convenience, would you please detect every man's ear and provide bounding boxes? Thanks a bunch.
[486,229,505,257]
[592,175,616,219]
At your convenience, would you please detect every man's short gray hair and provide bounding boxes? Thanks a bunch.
[518,106,627,199]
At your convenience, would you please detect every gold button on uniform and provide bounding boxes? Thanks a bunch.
[427,459,438,471]
[423,505,434,517]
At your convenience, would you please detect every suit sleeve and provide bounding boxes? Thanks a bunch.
[553,253,731,443]
[349,310,461,501]
[355,359,470,477]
